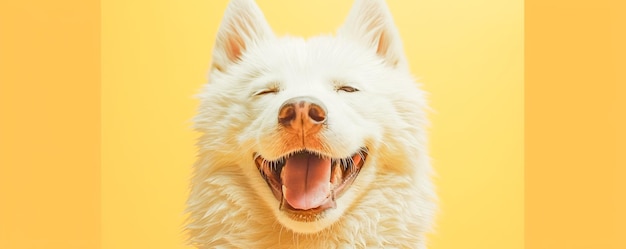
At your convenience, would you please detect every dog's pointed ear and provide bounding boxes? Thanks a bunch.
[338,0,406,68]
[212,0,273,71]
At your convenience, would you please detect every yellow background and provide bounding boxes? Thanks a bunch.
[101,0,522,248]
[1,0,100,248]
[2,0,624,249]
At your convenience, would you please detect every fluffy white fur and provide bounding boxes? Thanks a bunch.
[186,0,436,248]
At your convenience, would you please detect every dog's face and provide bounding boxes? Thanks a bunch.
[194,0,427,234]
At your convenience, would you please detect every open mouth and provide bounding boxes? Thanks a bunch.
[254,148,367,221]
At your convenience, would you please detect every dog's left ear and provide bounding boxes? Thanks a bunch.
[338,0,407,68]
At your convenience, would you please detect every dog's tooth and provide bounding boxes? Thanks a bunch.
[279,185,287,210]
[330,189,337,209]
[331,162,342,184]
[280,165,286,181]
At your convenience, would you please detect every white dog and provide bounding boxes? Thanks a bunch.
[186,0,436,247]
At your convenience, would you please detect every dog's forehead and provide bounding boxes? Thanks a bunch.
[246,36,379,81]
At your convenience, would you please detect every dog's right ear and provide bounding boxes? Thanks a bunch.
[212,0,273,72]
[338,0,407,69]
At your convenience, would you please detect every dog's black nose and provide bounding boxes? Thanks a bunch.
[278,96,327,134]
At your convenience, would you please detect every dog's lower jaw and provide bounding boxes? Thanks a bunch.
[272,182,356,234]
[277,210,341,234]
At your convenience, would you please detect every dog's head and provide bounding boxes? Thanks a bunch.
[194,0,428,234]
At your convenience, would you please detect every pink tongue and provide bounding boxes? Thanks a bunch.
[281,152,331,210]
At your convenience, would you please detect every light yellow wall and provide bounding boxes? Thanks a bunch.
[101,0,523,248]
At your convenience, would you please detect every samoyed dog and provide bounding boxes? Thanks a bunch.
[186,0,436,247]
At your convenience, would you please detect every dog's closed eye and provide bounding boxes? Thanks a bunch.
[337,86,359,93]
[253,88,279,96]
